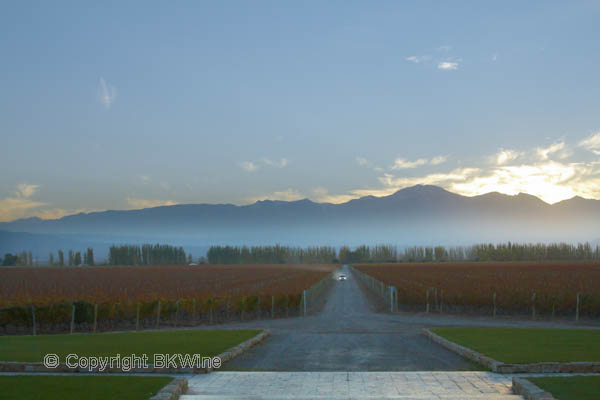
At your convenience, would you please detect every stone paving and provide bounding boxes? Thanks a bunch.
[181,371,522,399]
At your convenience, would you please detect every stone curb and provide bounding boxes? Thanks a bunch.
[423,328,600,373]
[512,377,556,400]
[207,329,271,373]
[422,328,501,371]
[0,329,270,374]
[149,378,188,400]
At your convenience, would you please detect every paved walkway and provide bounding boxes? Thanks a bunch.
[182,371,520,399]
[215,265,593,371]
[220,265,477,371]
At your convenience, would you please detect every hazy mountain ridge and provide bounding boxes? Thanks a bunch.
[1,185,599,258]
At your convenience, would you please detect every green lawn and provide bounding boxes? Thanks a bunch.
[431,327,600,364]
[0,375,172,400]
[530,376,600,400]
[0,329,260,363]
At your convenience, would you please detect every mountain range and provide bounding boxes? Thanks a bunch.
[1,185,599,260]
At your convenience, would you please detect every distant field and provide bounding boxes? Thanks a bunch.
[0,264,336,306]
[355,262,600,317]
[0,264,336,333]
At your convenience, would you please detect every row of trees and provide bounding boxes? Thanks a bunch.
[108,244,187,265]
[47,248,95,266]
[206,245,337,264]
[398,242,600,262]
[3,242,600,266]
[339,245,398,264]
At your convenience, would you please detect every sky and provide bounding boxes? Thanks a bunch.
[1,1,600,222]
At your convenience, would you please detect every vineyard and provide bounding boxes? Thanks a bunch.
[354,262,600,318]
[0,264,336,334]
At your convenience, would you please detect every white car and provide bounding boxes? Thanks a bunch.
[338,274,347,281]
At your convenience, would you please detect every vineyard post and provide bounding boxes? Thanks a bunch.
[192,299,197,325]
[440,289,444,314]
[425,288,430,313]
[156,301,161,329]
[271,296,275,318]
[257,296,261,319]
[434,288,438,312]
[286,294,289,317]
[135,302,140,331]
[93,303,98,333]
[241,297,245,321]
[70,303,75,334]
[303,290,307,316]
[576,293,580,321]
[175,300,180,327]
[226,298,230,322]
[492,292,497,318]
[531,292,536,320]
[31,305,36,336]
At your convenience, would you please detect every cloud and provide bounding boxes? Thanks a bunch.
[438,61,459,70]
[391,156,447,170]
[248,189,305,203]
[579,132,600,155]
[391,158,428,169]
[406,55,431,64]
[0,197,47,221]
[125,197,179,209]
[15,183,39,198]
[493,149,521,165]
[260,158,288,168]
[98,78,117,109]
[536,141,565,160]
[240,161,259,172]
[299,134,600,205]
[492,53,498,62]
[430,156,447,165]
[356,157,369,166]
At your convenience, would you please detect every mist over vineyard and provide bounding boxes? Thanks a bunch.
[1,185,600,261]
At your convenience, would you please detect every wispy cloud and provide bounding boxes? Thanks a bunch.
[15,183,39,198]
[438,61,459,70]
[98,77,117,109]
[406,55,431,64]
[260,157,288,168]
[240,161,259,172]
[391,158,428,169]
[125,197,178,209]
[579,132,600,155]
[355,157,369,166]
[491,53,498,62]
[0,184,98,222]
[240,157,289,172]
[296,135,600,205]
[492,149,521,165]
[391,156,447,170]
[430,156,447,165]
[536,141,565,160]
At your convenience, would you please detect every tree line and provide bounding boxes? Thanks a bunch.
[206,245,337,264]
[108,244,187,265]
[3,241,600,267]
